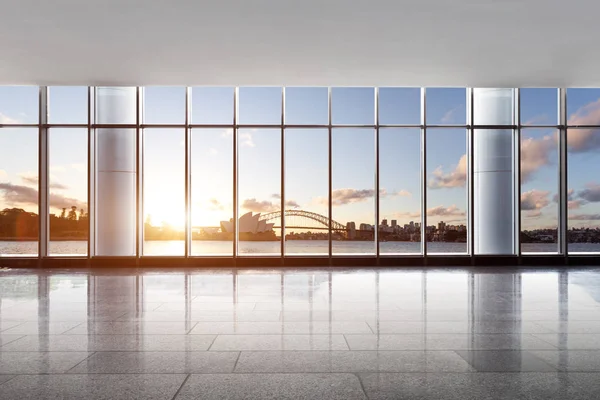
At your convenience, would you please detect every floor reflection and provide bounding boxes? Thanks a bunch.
[1,268,600,398]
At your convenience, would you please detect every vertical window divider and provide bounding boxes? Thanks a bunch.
[281,88,286,261]
[185,87,191,258]
[136,87,142,260]
[468,88,475,259]
[88,87,95,258]
[38,86,49,260]
[375,88,380,260]
[515,88,521,258]
[328,87,333,262]
[233,88,239,259]
[420,88,427,260]
[559,88,568,258]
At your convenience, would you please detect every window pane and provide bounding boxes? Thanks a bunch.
[520,88,558,126]
[332,128,375,255]
[567,88,600,125]
[191,128,233,256]
[331,87,374,125]
[474,128,515,255]
[425,88,466,125]
[520,128,558,253]
[284,87,328,125]
[379,128,422,255]
[238,128,281,255]
[426,128,467,254]
[568,128,600,253]
[191,87,234,125]
[284,129,328,255]
[378,88,421,125]
[0,128,39,256]
[143,87,185,124]
[49,86,87,124]
[238,87,281,125]
[143,129,185,255]
[49,128,88,256]
[0,86,38,124]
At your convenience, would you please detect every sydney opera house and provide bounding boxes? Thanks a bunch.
[220,212,275,234]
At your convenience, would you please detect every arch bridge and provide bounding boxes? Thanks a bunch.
[259,210,347,232]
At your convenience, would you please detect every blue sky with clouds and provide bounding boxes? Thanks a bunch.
[2,86,600,238]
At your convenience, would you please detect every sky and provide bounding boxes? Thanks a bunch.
[2,86,600,240]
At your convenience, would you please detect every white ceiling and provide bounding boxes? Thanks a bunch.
[1,0,598,87]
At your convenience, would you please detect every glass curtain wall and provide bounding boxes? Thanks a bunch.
[3,85,600,260]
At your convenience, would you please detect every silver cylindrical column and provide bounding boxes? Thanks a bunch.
[95,87,137,256]
[473,88,515,255]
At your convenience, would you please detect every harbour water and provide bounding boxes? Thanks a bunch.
[1,240,599,256]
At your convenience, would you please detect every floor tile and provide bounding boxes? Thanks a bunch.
[0,351,92,374]
[0,334,216,352]
[0,375,15,385]
[344,334,557,350]
[0,335,25,347]
[65,321,198,335]
[455,350,557,372]
[119,310,281,322]
[1,321,83,335]
[174,373,366,400]
[210,334,349,351]
[532,333,600,349]
[530,350,600,371]
[368,321,553,334]
[534,321,600,334]
[0,374,186,400]
[0,321,23,332]
[234,350,474,373]
[358,372,570,400]
[190,321,372,335]
[68,351,238,373]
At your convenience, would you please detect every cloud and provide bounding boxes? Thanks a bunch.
[0,169,6,180]
[521,189,550,211]
[208,198,224,211]
[19,174,69,190]
[520,133,556,182]
[70,163,86,173]
[221,129,233,138]
[241,198,300,213]
[272,193,281,199]
[523,114,551,125]
[567,99,600,153]
[0,183,85,210]
[397,190,412,197]
[239,132,255,147]
[285,200,300,209]
[426,205,465,217]
[569,213,600,221]
[315,188,411,206]
[441,106,460,124]
[525,210,543,218]
[578,183,600,203]
[428,155,467,189]
[0,112,21,124]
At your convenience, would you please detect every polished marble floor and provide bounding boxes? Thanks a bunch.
[0,267,600,399]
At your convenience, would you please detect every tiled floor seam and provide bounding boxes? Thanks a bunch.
[170,373,191,400]
[184,321,200,335]
[63,351,97,373]
[529,333,562,349]
[0,335,26,348]
[353,372,370,400]
[206,335,219,351]
[232,351,242,372]
[0,375,18,387]
[59,321,86,335]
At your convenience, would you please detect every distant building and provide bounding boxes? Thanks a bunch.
[346,222,356,239]
[391,220,397,227]
[220,212,274,233]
